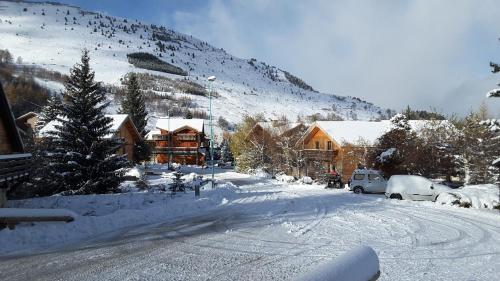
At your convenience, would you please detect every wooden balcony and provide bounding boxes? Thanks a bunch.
[152,134,168,141]
[300,149,338,161]
[153,147,201,155]
[0,153,32,185]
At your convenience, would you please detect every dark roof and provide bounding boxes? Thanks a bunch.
[0,81,24,153]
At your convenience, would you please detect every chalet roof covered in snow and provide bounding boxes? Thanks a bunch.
[155,118,204,133]
[304,120,451,145]
[39,114,134,139]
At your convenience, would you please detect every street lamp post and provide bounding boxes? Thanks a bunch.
[207,76,216,188]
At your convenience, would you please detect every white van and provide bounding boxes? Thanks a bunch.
[348,169,387,194]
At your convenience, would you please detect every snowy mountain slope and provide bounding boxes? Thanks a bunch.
[0,0,389,124]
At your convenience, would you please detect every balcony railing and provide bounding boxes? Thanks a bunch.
[300,149,337,160]
[153,147,200,155]
[0,153,32,184]
[152,134,168,141]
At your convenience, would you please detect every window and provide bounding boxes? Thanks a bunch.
[177,134,196,141]
[327,141,332,150]
[368,174,381,181]
[354,174,364,180]
[315,141,320,149]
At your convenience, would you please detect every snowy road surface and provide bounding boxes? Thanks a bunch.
[0,172,499,280]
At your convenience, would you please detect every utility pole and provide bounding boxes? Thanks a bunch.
[208,76,216,188]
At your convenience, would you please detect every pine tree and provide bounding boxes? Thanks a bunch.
[37,94,62,131]
[119,72,150,163]
[49,50,128,194]
[119,73,147,135]
[220,139,233,163]
[369,113,420,176]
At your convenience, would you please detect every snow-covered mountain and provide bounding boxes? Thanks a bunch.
[0,0,390,125]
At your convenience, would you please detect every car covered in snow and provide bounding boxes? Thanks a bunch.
[385,175,452,201]
[348,169,387,194]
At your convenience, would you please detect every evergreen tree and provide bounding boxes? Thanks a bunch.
[185,110,193,119]
[119,73,147,135]
[369,113,420,176]
[36,94,62,131]
[220,139,233,163]
[119,72,150,163]
[458,112,499,184]
[49,50,128,194]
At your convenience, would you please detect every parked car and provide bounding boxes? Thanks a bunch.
[348,169,387,194]
[385,175,451,201]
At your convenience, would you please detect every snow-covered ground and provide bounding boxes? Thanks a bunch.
[0,168,499,280]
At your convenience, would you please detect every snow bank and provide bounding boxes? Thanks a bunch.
[252,168,271,179]
[0,208,77,220]
[295,245,380,281]
[276,173,295,183]
[0,182,240,256]
[436,184,499,209]
[298,176,313,184]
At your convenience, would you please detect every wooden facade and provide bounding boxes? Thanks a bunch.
[296,123,372,182]
[149,120,207,165]
[111,115,141,162]
[0,81,31,207]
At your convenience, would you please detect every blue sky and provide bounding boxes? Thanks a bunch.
[32,0,500,116]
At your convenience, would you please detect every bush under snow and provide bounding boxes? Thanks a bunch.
[436,184,499,209]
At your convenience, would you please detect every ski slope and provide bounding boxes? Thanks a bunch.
[0,169,498,280]
[0,0,388,124]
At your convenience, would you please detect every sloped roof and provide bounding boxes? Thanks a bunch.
[316,121,389,144]
[155,118,204,133]
[39,114,139,139]
[300,120,451,145]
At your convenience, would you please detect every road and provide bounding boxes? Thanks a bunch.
[0,176,499,280]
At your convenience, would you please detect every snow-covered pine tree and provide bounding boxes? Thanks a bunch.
[220,139,233,163]
[458,111,498,184]
[369,113,419,176]
[36,94,62,132]
[488,53,500,174]
[50,49,128,194]
[119,72,150,163]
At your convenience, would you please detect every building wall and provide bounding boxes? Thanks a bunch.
[116,122,136,162]
[154,128,205,165]
[0,117,13,154]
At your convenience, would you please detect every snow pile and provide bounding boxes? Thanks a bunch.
[0,181,240,255]
[251,168,271,179]
[298,176,313,184]
[182,172,204,189]
[295,245,380,281]
[436,184,499,209]
[124,167,142,179]
[275,173,295,183]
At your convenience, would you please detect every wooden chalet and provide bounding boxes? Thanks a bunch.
[295,120,447,182]
[38,114,141,162]
[295,121,388,182]
[146,118,207,165]
[0,82,31,208]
